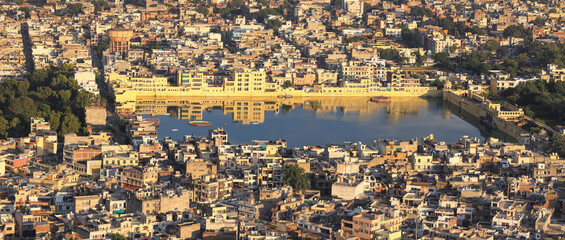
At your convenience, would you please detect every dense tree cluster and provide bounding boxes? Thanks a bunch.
[524,42,565,68]
[378,48,404,63]
[411,6,434,18]
[67,3,83,15]
[503,25,533,39]
[545,134,565,158]
[283,164,310,190]
[0,64,99,139]
[501,79,565,124]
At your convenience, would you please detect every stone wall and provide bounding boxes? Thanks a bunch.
[443,91,527,140]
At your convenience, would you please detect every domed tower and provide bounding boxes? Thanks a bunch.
[108,27,134,56]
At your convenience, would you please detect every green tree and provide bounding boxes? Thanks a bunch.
[93,0,110,12]
[196,6,209,16]
[59,113,81,136]
[266,19,283,33]
[532,17,546,27]
[378,48,401,62]
[258,0,269,6]
[9,96,37,122]
[413,51,426,66]
[431,80,446,89]
[283,80,293,88]
[109,233,128,240]
[401,26,416,47]
[503,25,532,39]
[254,8,282,23]
[411,6,434,17]
[432,52,455,70]
[500,59,519,77]
[19,6,32,18]
[545,134,565,158]
[0,117,9,139]
[516,53,529,65]
[68,3,83,15]
[283,164,310,190]
[483,39,499,53]
[231,0,244,8]
[449,45,458,54]
[470,26,487,35]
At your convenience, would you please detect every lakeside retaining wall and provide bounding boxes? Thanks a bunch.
[443,91,527,140]
[113,87,443,103]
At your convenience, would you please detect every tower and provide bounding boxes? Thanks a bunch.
[108,27,134,56]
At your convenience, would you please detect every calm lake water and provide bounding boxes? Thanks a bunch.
[136,97,509,147]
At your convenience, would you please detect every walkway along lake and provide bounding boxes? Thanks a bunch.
[135,96,514,147]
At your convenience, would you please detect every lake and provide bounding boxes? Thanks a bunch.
[135,96,511,147]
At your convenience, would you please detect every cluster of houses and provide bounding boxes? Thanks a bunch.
[0,111,563,239]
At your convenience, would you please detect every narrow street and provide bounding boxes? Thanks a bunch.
[21,22,35,73]
[91,46,126,144]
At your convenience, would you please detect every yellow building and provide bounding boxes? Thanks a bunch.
[102,152,139,168]
[178,70,206,90]
[107,68,439,114]
[109,72,168,92]
[225,69,266,93]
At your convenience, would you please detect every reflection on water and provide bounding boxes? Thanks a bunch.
[135,96,500,146]
[136,96,433,124]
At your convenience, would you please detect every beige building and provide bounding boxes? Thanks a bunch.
[74,195,101,213]
[121,166,158,188]
[332,175,365,200]
[186,159,217,179]
[342,211,403,240]
[127,189,192,214]
[85,106,107,126]
[194,174,233,203]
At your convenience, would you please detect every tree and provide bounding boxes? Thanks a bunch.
[500,59,519,77]
[266,19,283,33]
[470,26,487,35]
[109,233,128,240]
[449,44,458,54]
[68,3,83,15]
[254,8,282,23]
[401,26,416,47]
[93,0,110,12]
[258,0,269,6]
[378,48,401,62]
[411,6,433,17]
[483,39,499,53]
[545,135,565,158]
[0,56,91,140]
[0,117,9,139]
[9,96,37,122]
[516,53,529,65]
[283,80,293,88]
[231,0,244,8]
[196,6,209,16]
[19,6,32,18]
[431,80,446,89]
[60,113,80,136]
[532,17,546,27]
[432,52,455,70]
[283,164,310,190]
[503,25,532,39]
[413,51,426,66]
[462,219,471,227]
